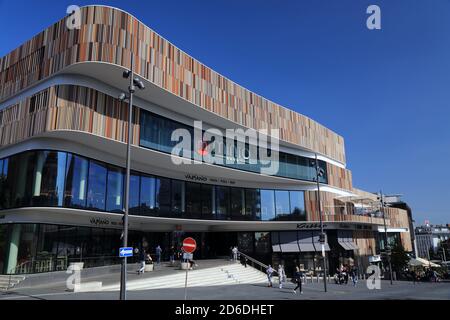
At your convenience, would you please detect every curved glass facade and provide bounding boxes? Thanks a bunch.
[0,150,307,221]
[140,110,328,183]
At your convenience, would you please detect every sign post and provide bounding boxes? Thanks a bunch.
[182,237,197,300]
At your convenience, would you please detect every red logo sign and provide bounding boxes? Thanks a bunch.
[182,237,197,254]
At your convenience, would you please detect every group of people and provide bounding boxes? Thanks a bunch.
[265,264,304,294]
[334,265,359,286]
[406,268,441,283]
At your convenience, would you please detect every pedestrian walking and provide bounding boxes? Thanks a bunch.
[155,245,162,264]
[232,246,238,262]
[137,248,146,274]
[293,266,303,294]
[169,246,175,265]
[278,264,286,289]
[266,265,274,287]
[350,265,358,286]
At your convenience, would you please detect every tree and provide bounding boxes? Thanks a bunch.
[390,240,410,273]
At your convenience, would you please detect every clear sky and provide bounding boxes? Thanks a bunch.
[0,0,449,225]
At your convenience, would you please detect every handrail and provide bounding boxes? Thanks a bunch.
[236,251,278,275]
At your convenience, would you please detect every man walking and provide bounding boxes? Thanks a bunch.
[232,246,238,262]
[293,266,303,294]
[155,245,162,264]
[137,248,146,275]
[350,265,358,286]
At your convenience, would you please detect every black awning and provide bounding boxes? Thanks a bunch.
[337,230,359,251]
[279,231,300,253]
[271,232,281,252]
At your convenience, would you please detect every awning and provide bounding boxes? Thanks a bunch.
[408,257,440,268]
[271,232,281,252]
[297,231,318,252]
[312,231,330,251]
[278,231,300,252]
[337,230,359,251]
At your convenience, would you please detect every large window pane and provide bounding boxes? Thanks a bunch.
[230,187,245,219]
[260,190,275,221]
[245,189,261,220]
[106,166,124,213]
[155,177,171,215]
[185,182,201,218]
[201,184,213,218]
[140,175,156,216]
[65,154,89,208]
[0,224,8,273]
[171,180,184,216]
[86,160,107,211]
[0,159,7,209]
[4,152,35,208]
[255,232,271,254]
[215,186,230,219]
[140,110,192,157]
[275,190,290,219]
[289,191,306,221]
[129,173,140,215]
[30,151,67,207]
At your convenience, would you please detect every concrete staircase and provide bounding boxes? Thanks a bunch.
[0,275,26,291]
[102,262,267,291]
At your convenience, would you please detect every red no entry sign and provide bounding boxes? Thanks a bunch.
[182,237,197,253]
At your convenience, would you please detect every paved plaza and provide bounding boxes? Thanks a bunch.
[1,279,448,300]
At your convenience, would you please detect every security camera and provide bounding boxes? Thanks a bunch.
[123,70,131,79]
[118,93,127,101]
[134,77,145,90]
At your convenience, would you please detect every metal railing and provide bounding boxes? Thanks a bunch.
[236,251,278,276]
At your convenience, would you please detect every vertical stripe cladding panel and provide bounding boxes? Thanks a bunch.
[0,5,346,164]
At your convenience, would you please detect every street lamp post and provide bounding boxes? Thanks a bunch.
[379,190,394,285]
[314,153,327,292]
[118,55,145,300]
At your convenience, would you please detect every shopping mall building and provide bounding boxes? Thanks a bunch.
[0,6,413,276]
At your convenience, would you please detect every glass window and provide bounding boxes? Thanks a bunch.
[285,154,298,179]
[30,151,67,207]
[65,154,89,208]
[0,224,8,273]
[230,187,245,218]
[171,180,184,215]
[155,177,171,215]
[255,232,270,254]
[140,110,192,156]
[0,159,3,208]
[245,189,261,220]
[289,191,306,220]
[185,182,202,218]
[86,160,107,211]
[260,190,275,221]
[106,166,124,213]
[4,152,36,208]
[140,174,156,215]
[201,184,213,218]
[129,173,140,215]
[275,190,290,219]
[215,186,230,219]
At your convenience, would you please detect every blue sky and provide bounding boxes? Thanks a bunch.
[0,0,449,225]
